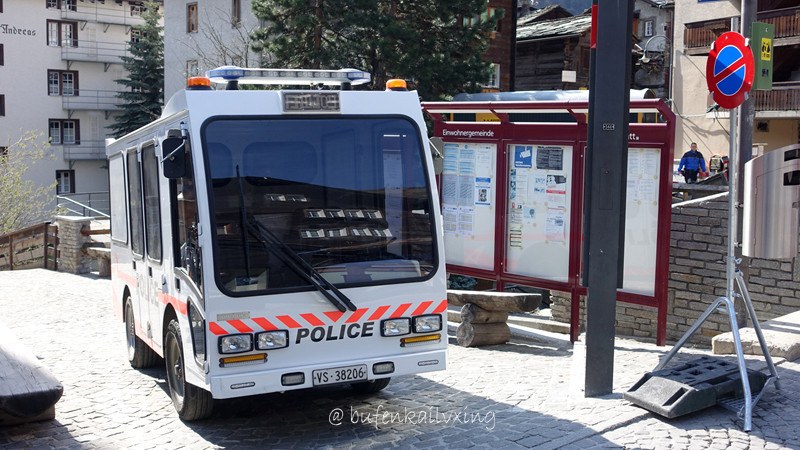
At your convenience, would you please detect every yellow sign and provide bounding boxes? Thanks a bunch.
[475,112,499,122]
[761,37,772,61]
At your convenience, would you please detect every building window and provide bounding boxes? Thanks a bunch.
[186,60,199,79]
[0,0,3,13]
[56,170,75,194]
[644,20,654,38]
[47,20,78,47]
[464,7,497,29]
[0,44,4,65]
[0,94,4,117]
[187,3,198,33]
[130,28,142,44]
[483,64,500,89]
[49,119,79,145]
[232,0,241,26]
[46,0,76,11]
[131,4,145,16]
[48,70,78,96]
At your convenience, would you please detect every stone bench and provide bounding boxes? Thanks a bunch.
[447,290,542,347]
[86,246,111,277]
[0,321,63,425]
[712,310,800,362]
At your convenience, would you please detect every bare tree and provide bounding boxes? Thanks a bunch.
[176,4,272,77]
[0,131,60,234]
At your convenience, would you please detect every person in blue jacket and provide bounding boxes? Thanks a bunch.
[678,142,707,184]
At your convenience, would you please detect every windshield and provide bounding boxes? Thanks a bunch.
[202,116,437,296]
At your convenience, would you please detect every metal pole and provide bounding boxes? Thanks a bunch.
[727,107,738,301]
[584,0,634,397]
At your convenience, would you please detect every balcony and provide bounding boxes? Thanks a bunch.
[63,140,107,161]
[62,90,123,111]
[759,6,800,45]
[685,6,800,53]
[684,19,731,55]
[61,2,145,27]
[753,82,800,114]
[707,83,800,117]
[61,39,130,64]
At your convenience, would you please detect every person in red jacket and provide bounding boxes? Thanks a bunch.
[678,142,707,184]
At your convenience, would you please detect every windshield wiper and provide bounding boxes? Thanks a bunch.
[245,218,357,312]
[232,166,354,312]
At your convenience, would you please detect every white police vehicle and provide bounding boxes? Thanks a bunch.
[106,67,447,420]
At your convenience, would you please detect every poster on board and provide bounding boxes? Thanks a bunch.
[505,144,572,283]
[622,147,661,296]
[441,142,497,270]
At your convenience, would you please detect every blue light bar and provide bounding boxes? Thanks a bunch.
[206,66,372,86]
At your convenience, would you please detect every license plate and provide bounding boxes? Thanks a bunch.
[312,364,368,386]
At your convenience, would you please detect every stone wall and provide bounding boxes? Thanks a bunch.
[54,216,94,274]
[550,192,800,347]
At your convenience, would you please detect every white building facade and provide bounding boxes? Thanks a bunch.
[164,0,264,99]
[0,0,155,220]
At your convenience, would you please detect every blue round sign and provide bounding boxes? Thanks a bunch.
[714,46,746,96]
[706,32,754,110]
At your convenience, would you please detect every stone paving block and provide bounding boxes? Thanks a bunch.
[0,270,799,448]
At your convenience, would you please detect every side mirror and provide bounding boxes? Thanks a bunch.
[162,137,186,179]
[429,137,444,175]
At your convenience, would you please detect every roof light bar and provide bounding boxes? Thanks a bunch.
[206,66,371,87]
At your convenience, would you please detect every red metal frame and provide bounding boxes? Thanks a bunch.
[423,99,676,345]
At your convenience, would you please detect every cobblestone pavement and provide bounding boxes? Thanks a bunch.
[1,269,800,449]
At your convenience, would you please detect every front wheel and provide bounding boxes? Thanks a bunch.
[164,319,214,420]
[125,297,157,368]
[351,377,391,394]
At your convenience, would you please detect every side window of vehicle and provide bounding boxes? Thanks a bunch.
[172,138,202,289]
[127,149,145,256]
[142,142,162,262]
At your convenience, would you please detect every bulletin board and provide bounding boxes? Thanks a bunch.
[440,142,497,270]
[421,98,676,345]
[504,144,573,283]
[622,147,661,296]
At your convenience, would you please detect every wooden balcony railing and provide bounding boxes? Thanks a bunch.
[753,83,800,111]
[758,7,800,39]
[707,84,800,112]
[684,19,731,49]
[685,6,800,49]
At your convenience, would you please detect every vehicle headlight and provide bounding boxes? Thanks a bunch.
[218,334,252,354]
[255,330,289,350]
[381,318,411,336]
[413,314,442,333]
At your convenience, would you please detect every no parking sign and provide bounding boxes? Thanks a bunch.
[706,32,755,110]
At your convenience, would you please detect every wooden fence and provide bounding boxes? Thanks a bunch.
[0,223,59,271]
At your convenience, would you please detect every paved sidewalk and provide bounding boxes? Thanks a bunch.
[1,269,799,449]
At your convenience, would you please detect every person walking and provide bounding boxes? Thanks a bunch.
[678,142,707,184]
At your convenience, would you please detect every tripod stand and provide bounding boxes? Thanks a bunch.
[655,106,780,432]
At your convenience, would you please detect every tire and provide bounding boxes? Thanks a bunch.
[351,377,391,394]
[165,319,214,421]
[125,297,157,368]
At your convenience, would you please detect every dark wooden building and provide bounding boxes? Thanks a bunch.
[514,11,593,91]
[480,0,519,92]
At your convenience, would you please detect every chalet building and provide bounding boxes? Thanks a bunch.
[514,1,673,97]
[515,9,593,91]
[673,0,800,156]
[480,0,518,92]
[0,0,159,221]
